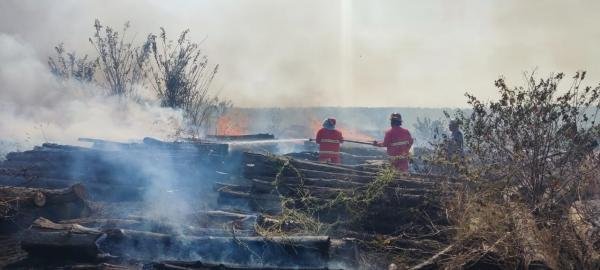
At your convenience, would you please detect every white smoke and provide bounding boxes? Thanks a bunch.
[0,33,183,155]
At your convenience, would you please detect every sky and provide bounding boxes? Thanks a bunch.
[2,0,600,108]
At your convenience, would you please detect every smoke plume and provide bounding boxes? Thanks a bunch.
[0,33,183,156]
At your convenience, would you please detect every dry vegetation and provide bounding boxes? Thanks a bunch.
[433,71,600,269]
[48,19,230,137]
[251,72,600,269]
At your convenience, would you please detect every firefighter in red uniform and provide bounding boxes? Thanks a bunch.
[315,118,343,164]
[373,113,414,172]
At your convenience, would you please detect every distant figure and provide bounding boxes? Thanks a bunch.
[447,120,463,158]
[373,113,414,172]
[315,118,343,164]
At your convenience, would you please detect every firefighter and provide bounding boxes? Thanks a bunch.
[315,118,343,164]
[373,113,414,172]
[447,120,464,158]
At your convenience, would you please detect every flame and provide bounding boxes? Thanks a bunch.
[338,125,375,142]
[216,112,248,135]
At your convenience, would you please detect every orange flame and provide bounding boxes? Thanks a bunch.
[338,125,375,142]
[216,112,248,135]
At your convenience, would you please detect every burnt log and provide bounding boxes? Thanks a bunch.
[59,218,255,237]
[142,137,229,156]
[0,175,145,201]
[151,261,338,270]
[243,152,378,177]
[217,189,282,214]
[251,178,437,199]
[18,218,335,268]
[100,229,331,267]
[244,165,377,183]
[126,210,262,231]
[253,174,439,190]
[0,184,90,233]
[19,228,103,261]
[213,182,252,193]
[260,176,366,189]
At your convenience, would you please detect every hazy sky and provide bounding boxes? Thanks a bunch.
[2,0,600,107]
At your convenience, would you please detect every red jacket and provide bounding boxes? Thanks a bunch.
[316,128,343,154]
[382,126,413,157]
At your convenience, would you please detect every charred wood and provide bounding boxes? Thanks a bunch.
[150,261,339,270]
[59,218,255,237]
[18,217,334,268]
[101,230,331,267]
[0,176,145,202]
[19,228,103,260]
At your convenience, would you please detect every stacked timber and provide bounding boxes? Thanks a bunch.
[217,152,446,234]
[0,142,353,269]
[0,140,229,201]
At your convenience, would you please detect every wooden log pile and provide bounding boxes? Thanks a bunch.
[0,144,353,269]
[211,152,455,268]
[217,152,447,234]
[6,217,354,269]
[0,142,395,269]
[0,140,229,201]
[0,184,90,233]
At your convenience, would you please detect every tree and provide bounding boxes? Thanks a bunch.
[144,28,222,137]
[48,43,96,83]
[89,20,150,96]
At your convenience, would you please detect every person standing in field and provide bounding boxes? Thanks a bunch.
[446,120,464,159]
[315,118,343,164]
[373,113,414,172]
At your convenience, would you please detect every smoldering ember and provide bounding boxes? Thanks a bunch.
[1,2,600,270]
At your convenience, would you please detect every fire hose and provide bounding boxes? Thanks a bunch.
[308,138,376,146]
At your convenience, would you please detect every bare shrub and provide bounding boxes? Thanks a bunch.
[456,71,600,213]
[48,43,96,83]
[89,19,150,96]
[440,71,600,268]
[144,28,224,137]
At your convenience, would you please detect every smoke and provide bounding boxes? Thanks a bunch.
[4,0,600,108]
[0,33,183,155]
